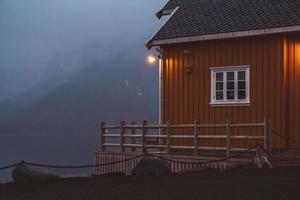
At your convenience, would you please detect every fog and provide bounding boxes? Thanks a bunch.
[0,0,164,100]
[0,0,165,182]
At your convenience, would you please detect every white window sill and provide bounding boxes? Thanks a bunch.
[209,101,250,107]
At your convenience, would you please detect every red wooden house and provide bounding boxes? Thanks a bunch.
[94,0,300,174]
[146,0,300,151]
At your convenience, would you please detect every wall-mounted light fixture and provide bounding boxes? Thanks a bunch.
[147,55,157,64]
[146,47,162,65]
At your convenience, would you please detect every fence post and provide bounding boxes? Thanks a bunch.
[194,120,199,156]
[264,117,270,152]
[131,122,136,152]
[100,122,106,152]
[226,119,231,157]
[142,120,147,154]
[166,120,171,154]
[269,118,272,156]
[120,121,125,152]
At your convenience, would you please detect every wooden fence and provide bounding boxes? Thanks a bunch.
[100,118,272,157]
[94,152,247,175]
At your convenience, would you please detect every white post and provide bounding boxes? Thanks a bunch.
[159,58,163,126]
[158,57,163,147]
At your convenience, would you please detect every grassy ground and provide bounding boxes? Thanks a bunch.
[1,166,300,200]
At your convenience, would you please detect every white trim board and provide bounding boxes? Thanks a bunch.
[149,25,300,47]
[210,65,250,71]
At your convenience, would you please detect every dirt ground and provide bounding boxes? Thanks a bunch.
[1,166,300,200]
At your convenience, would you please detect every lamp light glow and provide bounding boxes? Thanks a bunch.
[147,55,156,64]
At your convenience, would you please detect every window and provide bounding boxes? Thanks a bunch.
[210,65,250,105]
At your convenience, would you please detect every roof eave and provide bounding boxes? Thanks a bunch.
[150,25,300,47]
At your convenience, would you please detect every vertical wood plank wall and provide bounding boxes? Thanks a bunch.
[161,34,294,149]
[284,34,300,149]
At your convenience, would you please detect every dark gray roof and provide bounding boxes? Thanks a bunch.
[148,0,300,47]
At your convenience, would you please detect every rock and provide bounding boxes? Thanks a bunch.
[132,157,172,176]
[12,165,60,184]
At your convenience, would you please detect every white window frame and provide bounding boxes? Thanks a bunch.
[210,65,250,106]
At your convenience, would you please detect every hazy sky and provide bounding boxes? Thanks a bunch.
[0,0,165,100]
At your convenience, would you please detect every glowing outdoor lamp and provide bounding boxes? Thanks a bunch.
[147,55,157,64]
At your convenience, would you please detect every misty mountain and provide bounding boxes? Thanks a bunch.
[0,0,163,101]
[0,51,84,124]
[0,42,128,125]
[0,52,158,135]
[0,49,158,183]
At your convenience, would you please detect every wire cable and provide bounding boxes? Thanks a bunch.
[0,162,22,170]
[0,155,142,170]
[0,144,269,170]
[23,155,143,169]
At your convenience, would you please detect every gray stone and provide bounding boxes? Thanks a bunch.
[132,157,172,176]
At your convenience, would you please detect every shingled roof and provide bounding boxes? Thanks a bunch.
[147,0,300,48]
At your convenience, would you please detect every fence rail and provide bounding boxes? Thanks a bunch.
[100,117,272,157]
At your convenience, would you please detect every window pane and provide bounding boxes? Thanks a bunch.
[227,72,234,81]
[216,82,223,90]
[212,67,249,103]
[238,90,246,99]
[216,91,223,100]
[216,73,223,81]
[238,71,246,80]
[227,91,234,100]
[227,82,234,90]
[238,81,246,90]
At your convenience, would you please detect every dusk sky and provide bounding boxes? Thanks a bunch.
[0,0,165,100]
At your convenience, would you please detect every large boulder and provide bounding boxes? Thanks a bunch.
[12,165,60,184]
[132,157,172,176]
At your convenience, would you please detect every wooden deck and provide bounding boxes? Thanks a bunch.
[100,118,271,156]
[94,119,273,175]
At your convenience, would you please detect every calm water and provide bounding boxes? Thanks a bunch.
[0,135,99,183]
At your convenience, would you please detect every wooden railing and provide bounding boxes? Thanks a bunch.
[100,118,272,157]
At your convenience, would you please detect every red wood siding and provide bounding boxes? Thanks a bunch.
[284,34,300,149]
[161,34,291,149]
